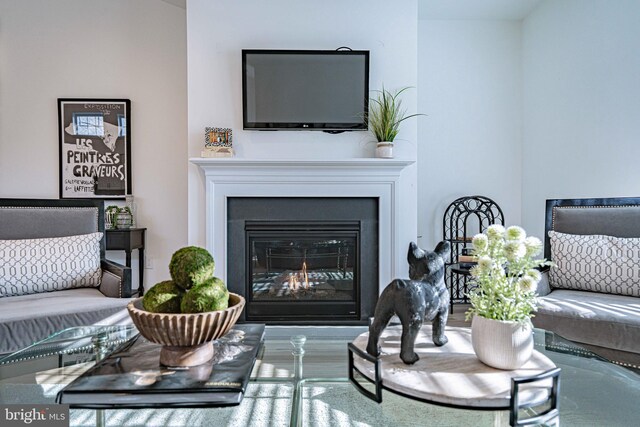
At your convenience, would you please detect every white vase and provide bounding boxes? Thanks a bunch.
[375,142,393,158]
[471,315,533,370]
[115,212,132,229]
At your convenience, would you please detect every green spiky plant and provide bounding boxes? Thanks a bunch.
[367,86,423,143]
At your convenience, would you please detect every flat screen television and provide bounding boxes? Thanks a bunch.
[242,50,370,131]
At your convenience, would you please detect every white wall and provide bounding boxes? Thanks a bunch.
[418,19,522,248]
[187,0,419,276]
[522,0,640,240]
[0,0,188,290]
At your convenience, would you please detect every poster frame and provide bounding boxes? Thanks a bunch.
[58,98,132,199]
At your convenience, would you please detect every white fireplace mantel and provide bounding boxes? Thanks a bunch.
[190,158,415,289]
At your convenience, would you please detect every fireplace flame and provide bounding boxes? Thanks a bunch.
[302,261,309,289]
[287,262,310,291]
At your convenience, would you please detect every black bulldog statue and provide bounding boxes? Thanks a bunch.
[366,241,451,364]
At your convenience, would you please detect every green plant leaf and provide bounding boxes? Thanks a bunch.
[365,86,425,142]
[465,228,550,322]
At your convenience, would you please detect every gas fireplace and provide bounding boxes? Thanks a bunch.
[227,197,378,324]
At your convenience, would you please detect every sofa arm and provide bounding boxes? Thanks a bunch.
[100,259,132,298]
[536,267,551,297]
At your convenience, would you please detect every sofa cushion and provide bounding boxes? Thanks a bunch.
[548,231,640,297]
[533,289,640,356]
[0,232,102,298]
[0,288,131,354]
[0,205,99,240]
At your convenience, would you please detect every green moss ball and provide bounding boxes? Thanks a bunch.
[142,280,184,313]
[180,277,229,313]
[169,246,215,290]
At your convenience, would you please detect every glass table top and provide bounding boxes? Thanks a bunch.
[0,325,138,366]
[0,325,638,426]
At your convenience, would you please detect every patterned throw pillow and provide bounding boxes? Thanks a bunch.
[0,232,103,298]
[548,231,640,297]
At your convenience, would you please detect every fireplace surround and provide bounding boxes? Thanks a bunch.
[190,158,415,324]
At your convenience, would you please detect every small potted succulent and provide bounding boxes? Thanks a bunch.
[367,86,423,158]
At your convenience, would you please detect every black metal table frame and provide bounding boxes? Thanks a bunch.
[347,343,561,427]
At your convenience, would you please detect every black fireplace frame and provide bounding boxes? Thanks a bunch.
[245,221,361,321]
[226,197,379,325]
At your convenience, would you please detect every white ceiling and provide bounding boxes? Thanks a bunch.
[159,0,542,20]
[419,0,543,20]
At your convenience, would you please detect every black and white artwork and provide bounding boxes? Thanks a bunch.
[58,99,131,199]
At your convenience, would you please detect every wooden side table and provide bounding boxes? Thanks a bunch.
[105,228,146,296]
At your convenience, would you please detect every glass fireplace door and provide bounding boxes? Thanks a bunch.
[246,225,360,321]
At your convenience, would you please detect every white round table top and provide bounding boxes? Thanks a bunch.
[351,325,556,408]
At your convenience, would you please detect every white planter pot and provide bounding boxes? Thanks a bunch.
[375,142,393,158]
[115,213,132,229]
[471,315,533,370]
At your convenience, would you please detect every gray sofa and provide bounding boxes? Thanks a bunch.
[0,199,132,355]
[533,197,640,369]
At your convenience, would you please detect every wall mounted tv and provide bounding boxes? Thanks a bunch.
[242,49,370,131]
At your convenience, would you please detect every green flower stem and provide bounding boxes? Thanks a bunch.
[466,226,552,323]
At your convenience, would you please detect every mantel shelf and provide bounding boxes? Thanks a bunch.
[189,157,415,169]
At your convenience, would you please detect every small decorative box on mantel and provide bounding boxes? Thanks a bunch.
[203,127,234,157]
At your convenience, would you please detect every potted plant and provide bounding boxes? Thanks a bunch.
[105,205,132,229]
[465,225,551,369]
[367,86,423,158]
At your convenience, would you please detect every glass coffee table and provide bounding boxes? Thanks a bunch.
[1,325,638,426]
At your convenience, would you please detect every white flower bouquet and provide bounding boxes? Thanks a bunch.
[465,225,552,323]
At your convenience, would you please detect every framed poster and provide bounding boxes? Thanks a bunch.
[58,99,131,199]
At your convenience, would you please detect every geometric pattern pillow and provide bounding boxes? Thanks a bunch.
[0,232,102,298]
[548,230,640,297]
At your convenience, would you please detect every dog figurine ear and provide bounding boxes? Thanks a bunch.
[434,241,451,260]
[407,241,426,263]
